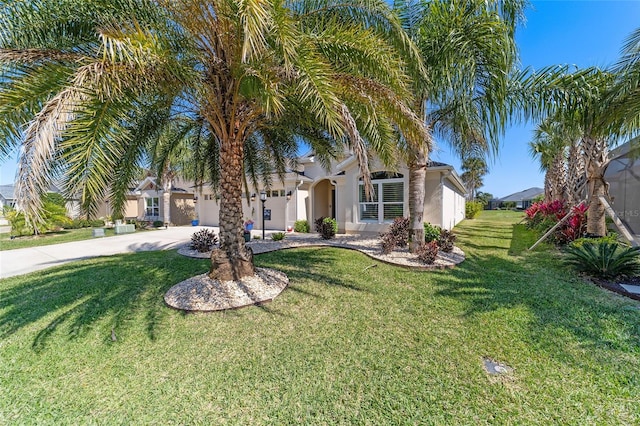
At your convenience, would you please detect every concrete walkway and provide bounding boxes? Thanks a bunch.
[0,226,216,279]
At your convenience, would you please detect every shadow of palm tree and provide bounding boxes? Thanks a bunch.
[0,250,208,351]
[433,221,640,368]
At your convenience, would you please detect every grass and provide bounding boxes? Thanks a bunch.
[1,210,639,424]
[0,227,154,251]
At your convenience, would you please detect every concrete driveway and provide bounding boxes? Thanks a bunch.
[0,226,216,279]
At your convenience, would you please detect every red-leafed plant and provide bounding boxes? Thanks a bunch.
[416,241,439,264]
[524,200,588,245]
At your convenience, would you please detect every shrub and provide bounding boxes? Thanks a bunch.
[438,229,456,252]
[564,242,640,278]
[67,219,86,229]
[5,208,31,237]
[271,232,286,241]
[570,234,619,248]
[315,216,337,240]
[153,220,164,228]
[189,229,218,252]
[294,219,310,233]
[465,201,484,219]
[380,217,410,254]
[380,233,396,254]
[6,199,70,236]
[423,222,441,242]
[416,241,439,264]
[525,201,587,245]
[90,219,105,228]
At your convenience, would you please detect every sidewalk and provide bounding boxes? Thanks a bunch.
[0,226,215,279]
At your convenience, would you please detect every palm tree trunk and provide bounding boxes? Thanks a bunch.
[566,141,586,206]
[209,132,255,281]
[543,172,552,202]
[408,147,427,252]
[583,136,610,237]
[549,152,567,202]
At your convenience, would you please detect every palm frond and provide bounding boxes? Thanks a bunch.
[16,81,88,227]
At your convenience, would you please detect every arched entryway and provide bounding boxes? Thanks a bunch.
[312,179,336,223]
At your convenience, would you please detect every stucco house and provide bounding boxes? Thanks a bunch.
[1,183,81,218]
[0,185,16,209]
[94,176,197,226]
[196,153,467,235]
[497,187,544,210]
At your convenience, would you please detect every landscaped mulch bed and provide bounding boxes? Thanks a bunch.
[590,275,640,302]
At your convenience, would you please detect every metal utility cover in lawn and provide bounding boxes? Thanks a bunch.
[483,358,513,375]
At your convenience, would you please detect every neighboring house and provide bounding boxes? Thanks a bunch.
[94,176,197,226]
[1,183,81,218]
[196,153,467,235]
[498,187,544,210]
[0,185,16,209]
[605,139,640,236]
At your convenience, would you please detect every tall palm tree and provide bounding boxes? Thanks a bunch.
[460,155,488,201]
[393,0,523,249]
[529,120,569,202]
[538,68,633,236]
[0,0,427,280]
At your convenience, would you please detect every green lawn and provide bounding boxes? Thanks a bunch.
[0,227,156,251]
[1,210,639,424]
[0,227,115,250]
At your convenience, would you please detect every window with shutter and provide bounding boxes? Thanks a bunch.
[358,173,404,223]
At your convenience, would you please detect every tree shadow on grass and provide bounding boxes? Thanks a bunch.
[0,247,368,351]
[0,250,207,351]
[434,224,640,369]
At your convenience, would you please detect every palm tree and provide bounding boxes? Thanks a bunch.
[536,69,635,237]
[0,0,427,280]
[393,0,523,249]
[529,120,569,202]
[460,155,488,201]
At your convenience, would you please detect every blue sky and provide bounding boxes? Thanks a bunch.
[431,0,640,198]
[1,0,639,197]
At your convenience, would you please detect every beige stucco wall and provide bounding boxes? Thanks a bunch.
[423,173,443,227]
[197,184,302,231]
[93,197,138,220]
[441,179,466,230]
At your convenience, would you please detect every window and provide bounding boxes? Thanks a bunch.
[145,197,159,217]
[359,172,404,223]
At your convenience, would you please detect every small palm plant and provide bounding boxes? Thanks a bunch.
[564,241,640,278]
